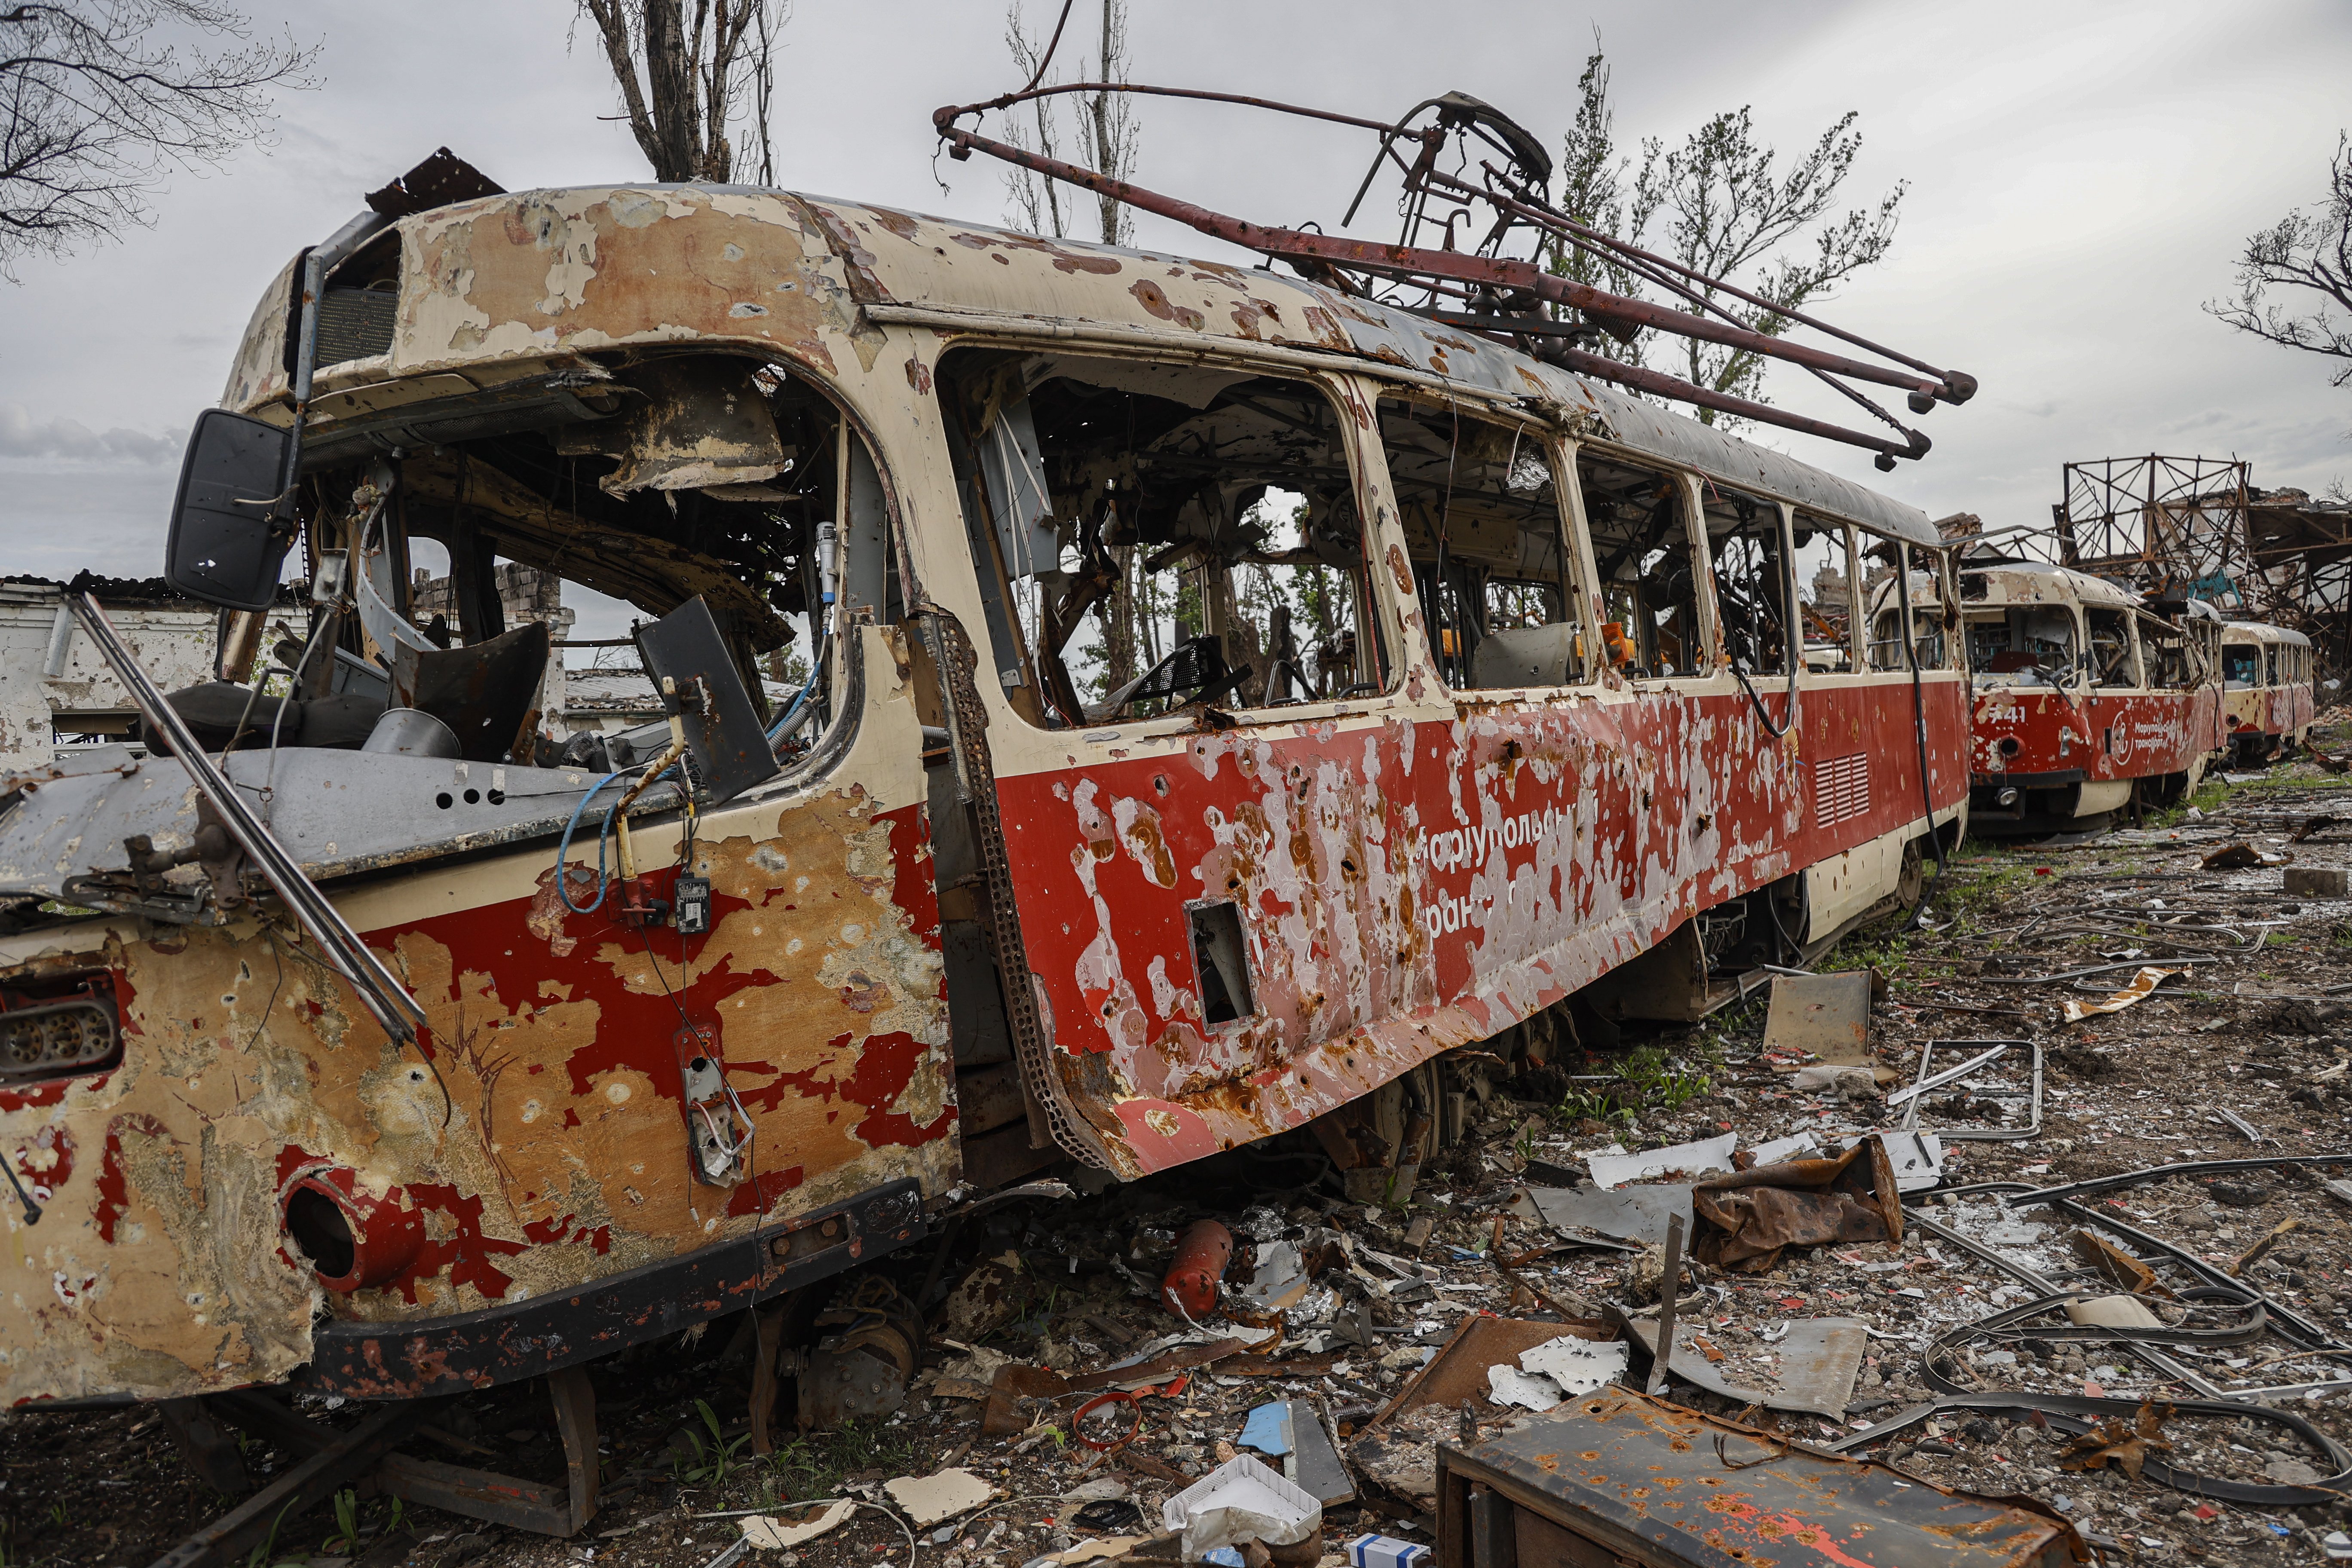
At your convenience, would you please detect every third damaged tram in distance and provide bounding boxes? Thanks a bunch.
[0,165,1968,1530]
[1956,558,2222,834]
[2220,619,2317,766]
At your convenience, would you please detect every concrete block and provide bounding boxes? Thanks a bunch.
[2284,866,2348,897]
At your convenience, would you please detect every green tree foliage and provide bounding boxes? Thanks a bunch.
[1549,46,1905,425]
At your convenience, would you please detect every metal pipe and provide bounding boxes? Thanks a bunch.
[933,108,1963,449]
[66,594,427,1050]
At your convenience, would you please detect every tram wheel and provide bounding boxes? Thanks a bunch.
[1895,839,1926,910]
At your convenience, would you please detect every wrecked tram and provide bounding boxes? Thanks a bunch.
[2220,618,2317,766]
[0,172,1967,1498]
[1955,559,2225,835]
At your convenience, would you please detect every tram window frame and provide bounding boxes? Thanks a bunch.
[1697,482,1797,679]
[1790,511,1861,674]
[932,347,1393,731]
[1865,538,1954,673]
[1577,448,1711,681]
[2085,604,2139,688]
[2136,611,2206,691]
[2268,646,2284,687]
[1375,397,1589,693]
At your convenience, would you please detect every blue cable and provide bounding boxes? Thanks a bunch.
[556,770,626,914]
[766,666,821,744]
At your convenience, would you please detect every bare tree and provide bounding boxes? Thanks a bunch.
[2208,135,2352,386]
[1001,0,1134,245]
[0,0,316,281]
[1549,46,1904,424]
[576,0,788,185]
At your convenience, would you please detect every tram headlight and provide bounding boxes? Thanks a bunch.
[1995,787,2021,807]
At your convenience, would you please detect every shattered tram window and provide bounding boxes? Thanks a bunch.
[1376,399,1586,691]
[1871,541,1954,674]
[1578,450,1706,680]
[2086,605,2137,687]
[936,351,1385,727]
[1698,483,1795,677]
[1790,511,1860,673]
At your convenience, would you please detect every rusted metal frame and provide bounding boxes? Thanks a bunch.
[944,80,1403,137]
[1548,343,1921,464]
[1434,163,1974,400]
[931,121,1934,461]
[297,1178,927,1399]
[945,84,1972,405]
[921,610,1111,1170]
[1643,1212,1685,1396]
[371,1366,598,1536]
[149,1396,443,1568]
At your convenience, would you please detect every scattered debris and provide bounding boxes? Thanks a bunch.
[1585,1132,1736,1189]
[2061,965,2184,1024]
[1343,1534,1430,1568]
[882,1466,995,1528]
[738,1499,855,1550]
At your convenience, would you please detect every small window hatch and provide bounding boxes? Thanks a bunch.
[1187,900,1258,1025]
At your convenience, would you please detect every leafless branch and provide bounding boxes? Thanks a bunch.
[1001,0,1134,245]
[2206,134,2352,387]
[0,0,316,280]
[574,0,787,184]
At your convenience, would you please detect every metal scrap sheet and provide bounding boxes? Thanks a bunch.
[1622,1315,1866,1418]
[1436,1386,2086,1567]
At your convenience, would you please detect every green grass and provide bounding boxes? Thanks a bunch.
[762,1417,920,1503]
[673,1398,753,1488]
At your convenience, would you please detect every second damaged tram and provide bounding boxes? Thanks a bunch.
[1954,559,2222,833]
[0,175,1966,1528]
[2220,619,2318,765]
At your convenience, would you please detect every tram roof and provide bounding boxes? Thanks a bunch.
[226,185,1944,550]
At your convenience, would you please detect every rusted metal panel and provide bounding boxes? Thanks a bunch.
[1434,1386,2085,1568]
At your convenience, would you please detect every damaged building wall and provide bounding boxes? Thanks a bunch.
[0,581,218,757]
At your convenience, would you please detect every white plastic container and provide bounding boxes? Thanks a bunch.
[1162,1454,1320,1561]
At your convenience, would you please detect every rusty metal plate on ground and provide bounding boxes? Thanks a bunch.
[1520,1182,1690,1247]
[1435,1386,2086,1568]
[1762,971,1873,1065]
[1621,1315,1865,1418]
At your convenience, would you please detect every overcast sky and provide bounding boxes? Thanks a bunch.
[3,0,2348,640]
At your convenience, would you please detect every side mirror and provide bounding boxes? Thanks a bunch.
[164,409,296,611]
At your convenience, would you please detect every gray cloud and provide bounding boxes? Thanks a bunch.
[0,406,178,464]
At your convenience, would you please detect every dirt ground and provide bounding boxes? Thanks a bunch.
[15,721,2352,1568]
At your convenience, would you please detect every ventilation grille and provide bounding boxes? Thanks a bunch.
[314,288,398,367]
[1814,753,1871,830]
